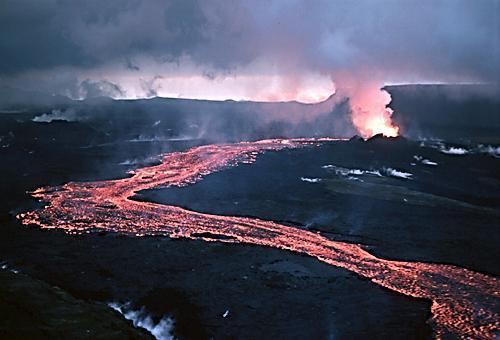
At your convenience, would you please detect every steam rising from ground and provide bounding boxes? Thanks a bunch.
[413,155,438,166]
[420,140,500,158]
[300,177,322,183]
[32,109,79,123]
[382,167,413,179]
[440,147,468,155]
[322,165,413,180]
[109,302,175,340]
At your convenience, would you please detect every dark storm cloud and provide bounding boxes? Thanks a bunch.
[0,0,498,95]
[0,1,92,74]
[0,0,203,74]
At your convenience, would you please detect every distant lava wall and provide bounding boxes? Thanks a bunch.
[385,85,500,143]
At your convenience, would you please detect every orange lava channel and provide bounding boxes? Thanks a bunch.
[17,138,499,339]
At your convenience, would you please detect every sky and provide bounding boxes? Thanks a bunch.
[0,0,498,135]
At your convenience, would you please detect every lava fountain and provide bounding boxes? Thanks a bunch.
[347,85,400,137]
[17,138,498,339]
[351,88,399,137]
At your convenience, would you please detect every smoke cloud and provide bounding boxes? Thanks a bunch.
[109,302,175,340]
[32,108,80,123]
[0,0,498,136]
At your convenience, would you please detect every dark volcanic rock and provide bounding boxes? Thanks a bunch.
[0,269,150,339]
[386,84,500,143]
[0,227,433,339]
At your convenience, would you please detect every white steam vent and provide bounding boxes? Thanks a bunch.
[108,302,175,340]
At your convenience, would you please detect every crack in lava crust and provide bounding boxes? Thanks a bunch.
[17,138,499,339]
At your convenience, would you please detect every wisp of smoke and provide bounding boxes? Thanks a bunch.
[381,167,413,179]
[300,177,322,183]
[323,164,412,180]
[108,302,175,340]
[32,109,79,123]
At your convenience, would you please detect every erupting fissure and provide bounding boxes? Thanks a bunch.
[17,138,498,339]
[347,86,400,138]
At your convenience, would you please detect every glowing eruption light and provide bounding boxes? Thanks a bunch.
[17,139,499,339]
[359,106,399,137]
[349,86,400,138]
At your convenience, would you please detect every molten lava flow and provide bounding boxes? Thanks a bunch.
[18,138,498,339]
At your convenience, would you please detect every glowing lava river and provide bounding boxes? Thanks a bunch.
[17,138,499,339]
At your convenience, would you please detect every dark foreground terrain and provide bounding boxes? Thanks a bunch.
[0,86,499,339]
